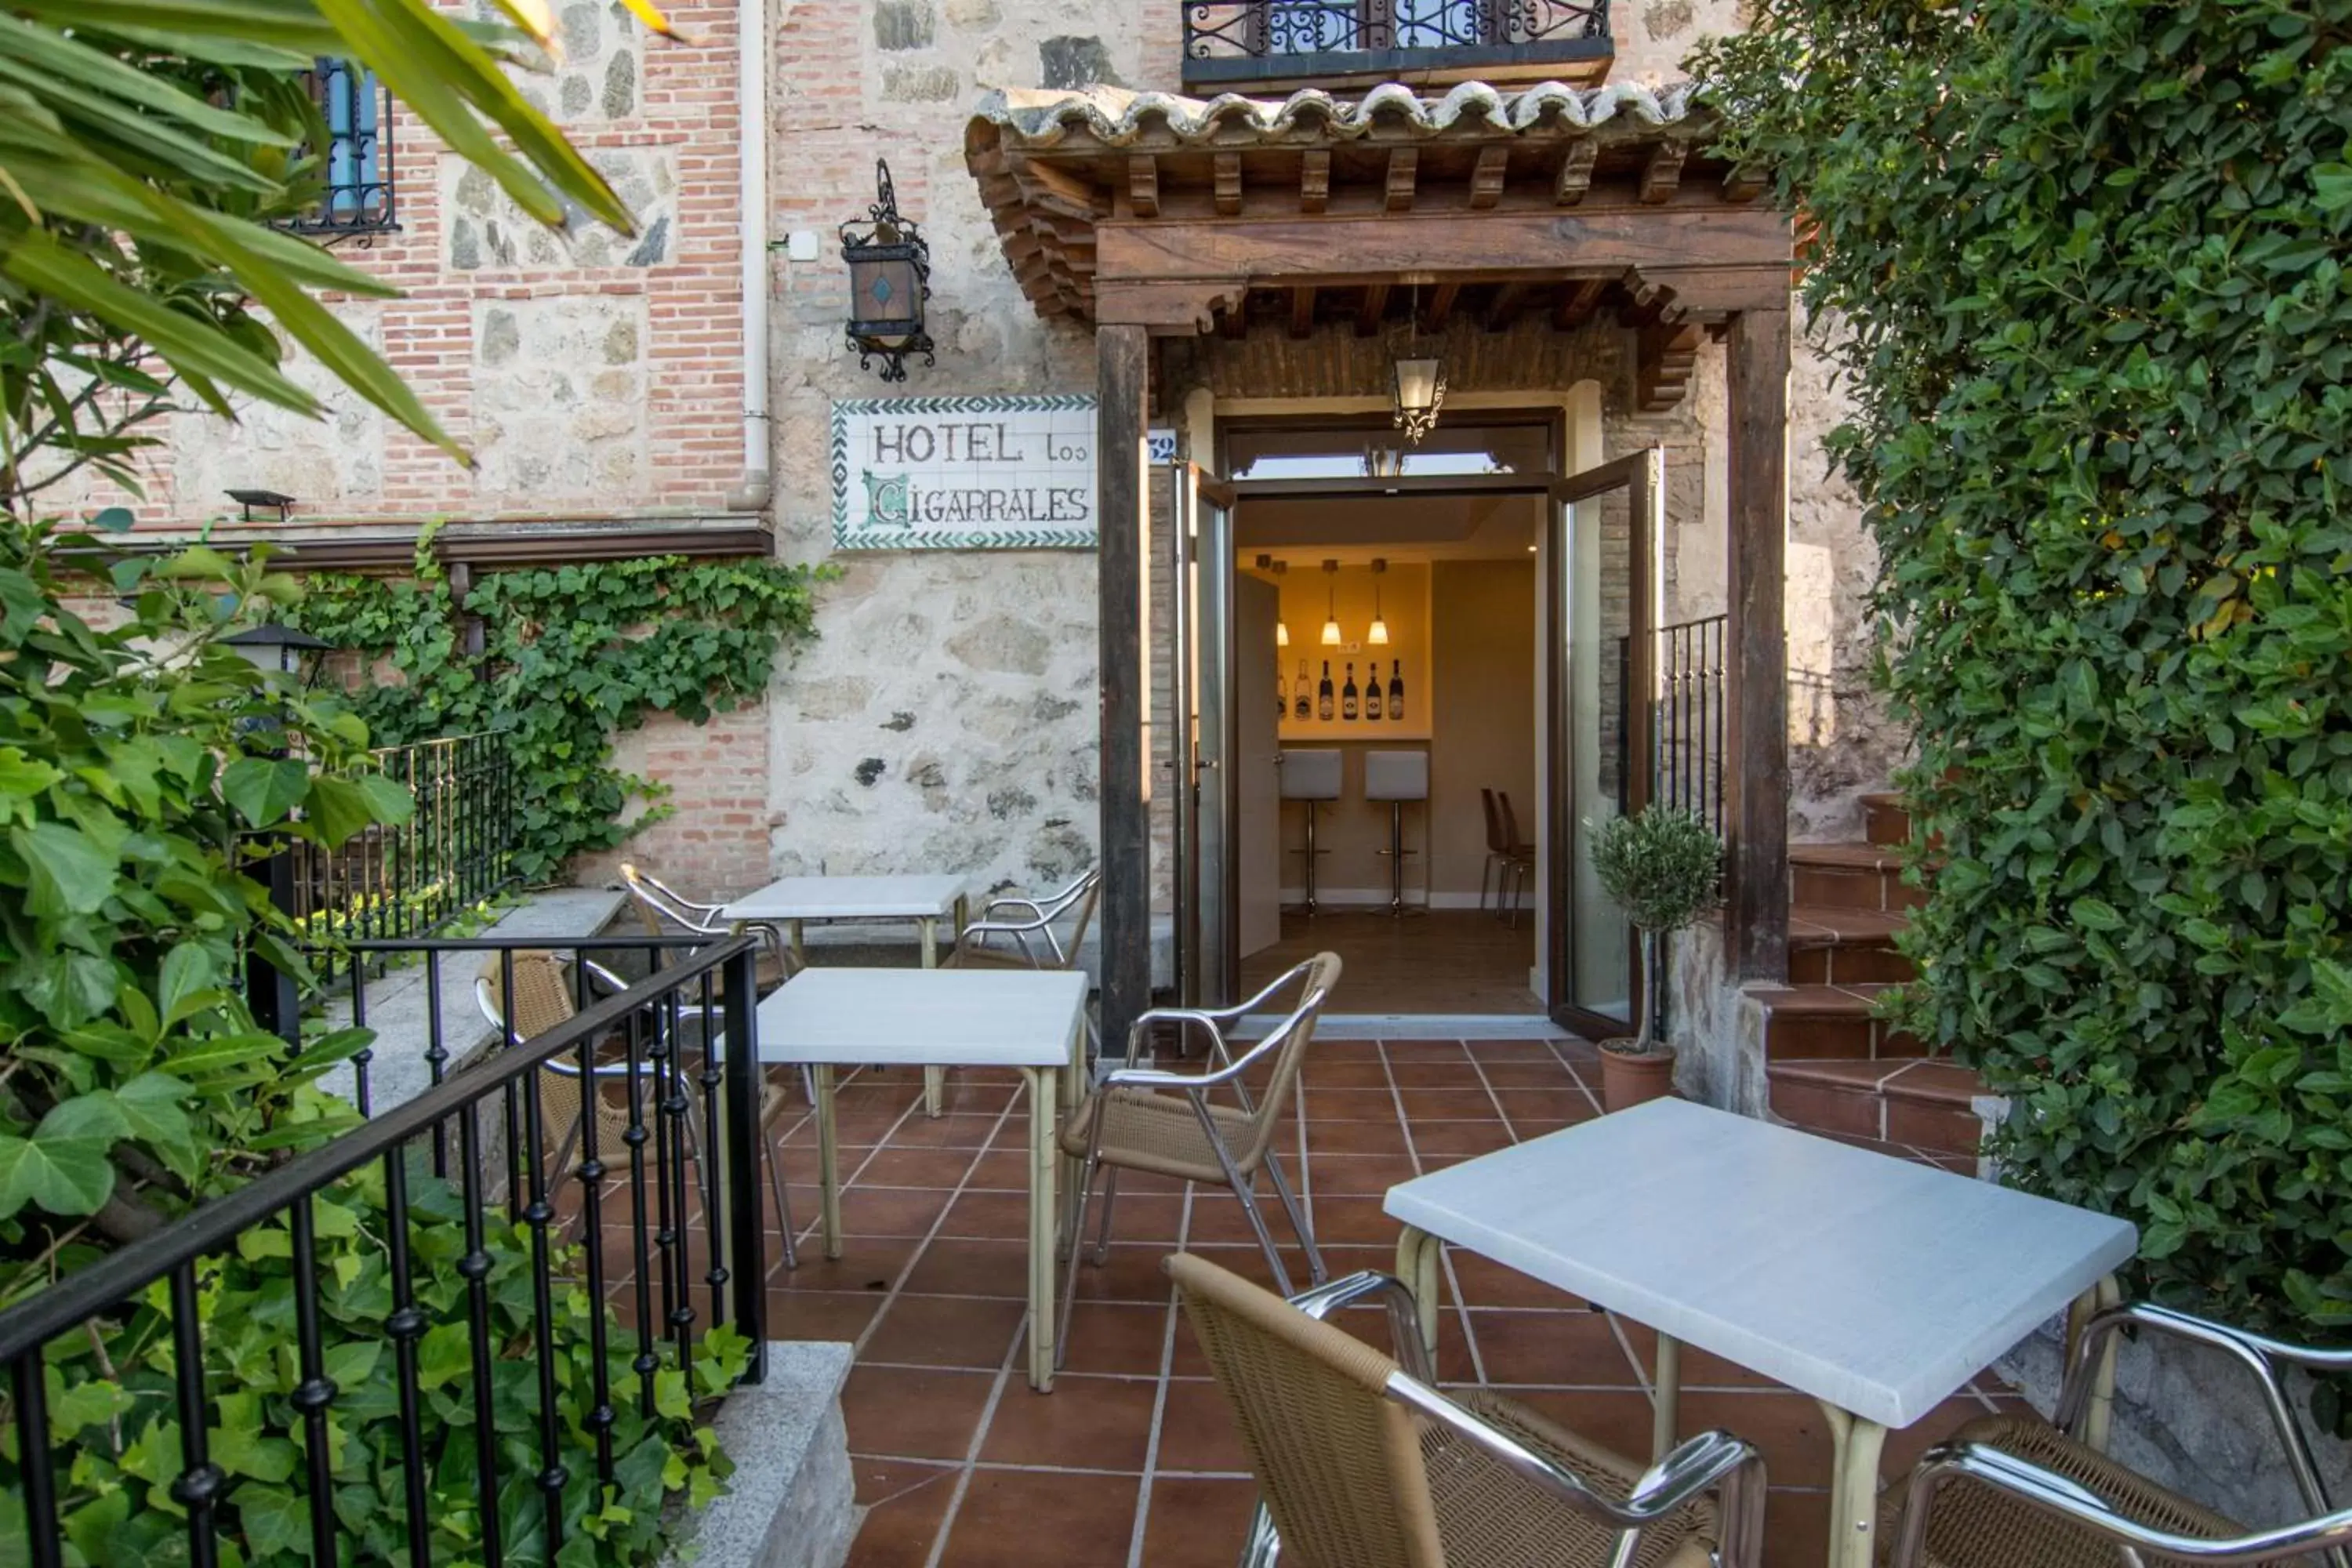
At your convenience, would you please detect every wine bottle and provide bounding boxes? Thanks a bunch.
[1366,661,1384,720]
[1317,661,1334,721]
[1341,662,1359,721]
[1388,662,1405,722]
[1294,661,1311,721]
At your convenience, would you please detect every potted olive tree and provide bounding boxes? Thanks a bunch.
[1588,806,1722,1112]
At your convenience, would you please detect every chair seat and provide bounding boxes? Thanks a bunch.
[1059,1087,1260,1183]
[1432,1389,1717,1568]
[1876,1415,2245,1568]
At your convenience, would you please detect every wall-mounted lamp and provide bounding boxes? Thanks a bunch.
[225,488,296,523]
[1320,559,1342,646]
[1368,559,1391,645]
[840,158,935,383]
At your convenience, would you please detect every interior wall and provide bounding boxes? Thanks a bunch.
[1431,560,1538,901]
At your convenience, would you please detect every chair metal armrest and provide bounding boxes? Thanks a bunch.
[1892,1439,2352,1568]
[1103,1020,1287,1090]
[1287,1270,1435,1381]
[1123,1004,1235,1064]
[1381,1372,1769,1568]
[1189,959,1325,1025]
[977,895,1048,922]
[2059,1301,2351,1548]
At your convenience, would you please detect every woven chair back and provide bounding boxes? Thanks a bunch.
[477,951,629,1171]
[1168,1252,1440,1568]
[1232,951,1342,1173]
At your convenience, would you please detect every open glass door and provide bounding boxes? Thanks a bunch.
[1169,466,1240,1008]
[1546,448,1660,1036]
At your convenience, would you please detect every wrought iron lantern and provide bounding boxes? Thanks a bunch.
[1392,355,1446,445]
[840,158,935,382]
[224,622,330,677]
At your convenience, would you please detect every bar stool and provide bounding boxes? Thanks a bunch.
[1365,750,1429,918]
[1279,750,1341,915]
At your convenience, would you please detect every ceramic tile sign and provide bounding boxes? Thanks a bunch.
[832,394,1098,550]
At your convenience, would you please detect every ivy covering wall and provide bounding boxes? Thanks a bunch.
[1700,0,2352,1351]
[296,547,826,883]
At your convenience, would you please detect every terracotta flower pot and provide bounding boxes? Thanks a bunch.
[1598,1039,1677,1114]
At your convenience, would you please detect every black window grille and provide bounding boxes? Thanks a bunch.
[288,58,395,238]
[1185,0,1610,85]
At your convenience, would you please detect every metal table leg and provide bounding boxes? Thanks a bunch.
[1818,1402,1890,1568]
[2064,1273,2124,1453]
[1395,1225,1443,1362]
[1024,1064,1059,1391]
[920,914,945,1117]
[813,1062,843,1260]
[1653,1331,1682,1462]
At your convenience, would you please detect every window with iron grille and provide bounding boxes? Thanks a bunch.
[287,59,395,238]
[1186,0,1610,86]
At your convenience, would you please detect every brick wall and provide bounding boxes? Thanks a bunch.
[573,700,773,900]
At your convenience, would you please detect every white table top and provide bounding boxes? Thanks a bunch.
[753,967,1087,1068]
[721,873,967,923]
[1383,1098,2137,1428]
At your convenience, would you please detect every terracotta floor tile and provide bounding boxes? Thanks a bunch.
[964,1149,1032,1190]
[935,1467,1140,1568]
[771,1238,914,1295]
[1492,1087,1601,1121]
[833,1185,954,1238]
[1300,1061,1393,1091]
[1138,1475,1259,1568]
[1478,1059,1583,1087]
[1765,1488,1831,1568]
[1396,1087,1504,1119]
[1447,1308,1640,1388]
[1407,1120,1516,1158]
[1445,1250,1580,1310]
[764,1288,884,1345]
[1058,1301,1174,1377]
[1300,1194,1408,1246]
[1387,1062,1490,1089]
[1305,1119,1410,1155]
[1301,1086,1403,1120]
[1068,1190,1188,1246]
[1467,1039,1585,1061]
[937,1188,1033,1240]
[1496,1388,1665,1464]
[1298,1152,1420,1195]
[1066,1243,1183,1305]
[841,1364,998,1461]
[1678,1389,1835,1489]
[852,1145,982,1189]
[1381,1041,1473,1063]
[844,1457,960,1568]
[778,1142,874,1182]
[902,1237,1030,1299]
[862,1294,1028,1370]
[1154,1377,1250,1474]
[883,1113,1006,1149]
[978,1373,1160,1471]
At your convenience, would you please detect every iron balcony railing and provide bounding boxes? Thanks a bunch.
[289,732,519,982]
[1613,613,1727,837]
[1181,1,1612,90]
[0,934,770,1568]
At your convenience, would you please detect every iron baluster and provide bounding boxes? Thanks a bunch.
[624,1002,660,1416]
[662,984,697,1377]
[167,1265,227,1568]
[648,989,684,1367]
[382,1149,434,1568]
[519,1069,569,1554]
[350,955,372,1116]
[721,942,769,1378]
[14,1353,61,1568]
[426,949,450,1175]
[456,1098,506,1568]
[698,967,729,1328]
[575,1025,619,1485]
[286,1198,341,1568]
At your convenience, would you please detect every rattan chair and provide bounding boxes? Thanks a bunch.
[947,866,1100,971]
[476,949,798,1268]
[1167,1253,1767,1568]
[1054,953,1340,1369]
[1886,1301,2352,1568]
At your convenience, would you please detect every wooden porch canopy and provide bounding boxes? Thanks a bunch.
[963,78,1795,1039]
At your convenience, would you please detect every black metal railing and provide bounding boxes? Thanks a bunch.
[1181,0,1611,89]
[291,733,518,980]
[288,57,396,238]
[0,934,769,1568]
[1653,614,1726,837]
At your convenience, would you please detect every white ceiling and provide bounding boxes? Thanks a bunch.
[1234,492,1541,564]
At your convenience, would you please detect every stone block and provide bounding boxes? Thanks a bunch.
[443,147,677,271]
[1039,34,1122,90]
[880,60,960,101]
[470,295,650,499]
[659,1342,856,1568]
[873,0,935,50]
[166,305,388,510]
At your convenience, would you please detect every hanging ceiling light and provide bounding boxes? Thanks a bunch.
[1320,559,1343,646]
[1368,559,1391,645]
[1260,556,1291,645]
[1392,280,1446,446]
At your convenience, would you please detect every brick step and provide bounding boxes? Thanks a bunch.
[1788,904,1913,986]
[1790,842,1921,913]
[1766,1056,1987,1158]
[1755,982,1928,1062]
[1861,790,1910,848]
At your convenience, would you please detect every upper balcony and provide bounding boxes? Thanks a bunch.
[1181,1,1613,96]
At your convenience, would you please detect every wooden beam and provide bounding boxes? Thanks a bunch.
[1385,147,1418,212]
[1423,279,1461,331]
[1301,148,1330,215]
[1356,281,1390,337]
[1094,209,1793,298]
[1469,145,1509,210]
[1554,140,1599,205]
[1127,154,1159,219]
[1096,324,1152,1051]
[1722,165,1769,204]
[1553,276,1608,331]
[1483,280,1531,332]
[1636,320,1704,410]
[1639,142,1688,205]
[1725,308,1791,983]
[1213,151,1242,216]
[1288,284,1316,339]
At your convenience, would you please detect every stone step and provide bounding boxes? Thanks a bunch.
[1790,841,1921,913]
[1861,790,1911,848]
[1755,982,1927,1062]
[1787,904,1913,986]
[1766,1056,1987,1159]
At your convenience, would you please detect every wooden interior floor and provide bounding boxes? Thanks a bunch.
[1239,908,1541,1014]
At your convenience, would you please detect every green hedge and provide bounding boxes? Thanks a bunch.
[1700,0,2352,1350]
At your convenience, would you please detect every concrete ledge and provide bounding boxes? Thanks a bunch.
[664,1341,856,1568]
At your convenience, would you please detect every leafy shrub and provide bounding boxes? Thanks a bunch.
[1589,807,1721,1051]
[5,1160,746,1568]
[1699,0,2352,1344]
[294,547,826,883]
